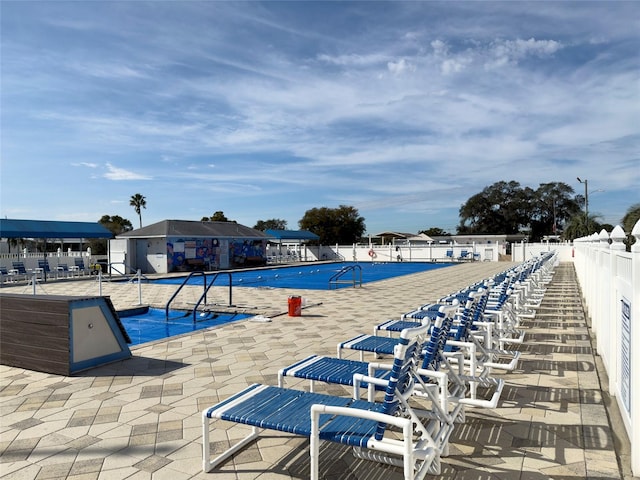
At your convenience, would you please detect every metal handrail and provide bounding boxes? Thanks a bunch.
[328,264,362,289]
[165,271,207,320]
[192,272,233,322]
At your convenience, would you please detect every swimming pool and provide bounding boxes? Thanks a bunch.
[153,261,454,290]
[118,307,249,346]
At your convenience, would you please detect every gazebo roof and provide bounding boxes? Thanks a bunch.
[117,220,268,239]
[264,229,320,241]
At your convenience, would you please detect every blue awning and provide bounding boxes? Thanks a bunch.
[0,219,113,239]
[265,229,319,241]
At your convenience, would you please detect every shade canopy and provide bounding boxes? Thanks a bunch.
[0,219,113,239]
[265,229,319,241]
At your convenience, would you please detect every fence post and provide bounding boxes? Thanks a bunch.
[608,226,626,396]
[596,230,610,359]
[631,220,640,476]
[136,269,143,306]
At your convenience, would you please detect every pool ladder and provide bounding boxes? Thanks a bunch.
[165,271,233,322]
[328,264,362,289]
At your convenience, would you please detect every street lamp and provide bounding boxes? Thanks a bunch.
[577,177,589,234]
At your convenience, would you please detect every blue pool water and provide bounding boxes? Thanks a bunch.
[118,308,249,346]
[153,261,454,290]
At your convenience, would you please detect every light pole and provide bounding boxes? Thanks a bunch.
[577,177,589,234]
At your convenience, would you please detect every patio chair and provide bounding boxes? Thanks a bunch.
[457,250,470,261]
[342,288,519,375]
[1,266,13,284]
[278,305,465,442]
[203,323,446,478]
[444,289,521,373]
[445,249,454,261]
[279,304,457,394]
[56,263,71,278]
[280,300,503,418]
[11,261,29,280]
[36,259,56,279]
[70,257,87,276]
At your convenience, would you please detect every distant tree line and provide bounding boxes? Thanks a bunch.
[85,185,638,252]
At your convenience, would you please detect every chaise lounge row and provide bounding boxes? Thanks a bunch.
[202,251,558,478]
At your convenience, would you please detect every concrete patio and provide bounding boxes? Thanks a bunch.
[0,261,635,479]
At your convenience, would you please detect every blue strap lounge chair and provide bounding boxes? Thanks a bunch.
[36,259,56,279]
[457,250,470,261]
[279,304,457,393]
[340,288,518,379]
[56,263,71,278]
[10,261,29,281]
[203,323,444,479]
[70,257,87,276]
[1,266,13,284]
[280,301,503,417]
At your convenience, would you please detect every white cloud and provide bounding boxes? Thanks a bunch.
[431,39,448,56]
[486,38,563,68]
[317,53,388,67]
[441,57,468,75]
[387,58,415,75]
[103,163,151,181]
[71,162,98,168]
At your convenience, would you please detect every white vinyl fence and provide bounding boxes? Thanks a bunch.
[302,242,501,263]
[573,221,640,476]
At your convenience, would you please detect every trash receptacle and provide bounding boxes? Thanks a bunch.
[288,295,302,317]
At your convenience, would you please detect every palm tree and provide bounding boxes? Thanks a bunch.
[129,193,147,229]
[562,213,602,240]
[621,203,640,250]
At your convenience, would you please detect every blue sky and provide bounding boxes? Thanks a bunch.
[1,1,638,235]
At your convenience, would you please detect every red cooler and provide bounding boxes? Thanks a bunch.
[288,295,302,316]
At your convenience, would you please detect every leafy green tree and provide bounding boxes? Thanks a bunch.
[129,193,147,228]
[529,182,581,241]
[458,180,581,240]
[299,205,365,245]
[88,215,133,255]
[562,213,602,240]
[458,181,533,235]
[201,211,235,222]
[98,215,133,235]
[622,203,640,250]
[254,219,288,231]
[419,227,450,236]
[6,237,23,254]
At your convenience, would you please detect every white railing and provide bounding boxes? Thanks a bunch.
[302,243,501,263]
[0,249,101,274]
[511,241,574,262]
[573,221,640,476]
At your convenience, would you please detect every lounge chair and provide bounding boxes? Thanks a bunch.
[56,263,71,278]
[203,323,446,478]
[11,261,29,280]
[457,250,470,261]
[1,267,13,284]
[70,257,86,276]
[279,304,457,394]
[36,259,56,279]
[342,289,519,375]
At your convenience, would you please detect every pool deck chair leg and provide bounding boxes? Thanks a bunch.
[202,414,259,473]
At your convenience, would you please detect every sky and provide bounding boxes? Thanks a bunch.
[1,1,639,236]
